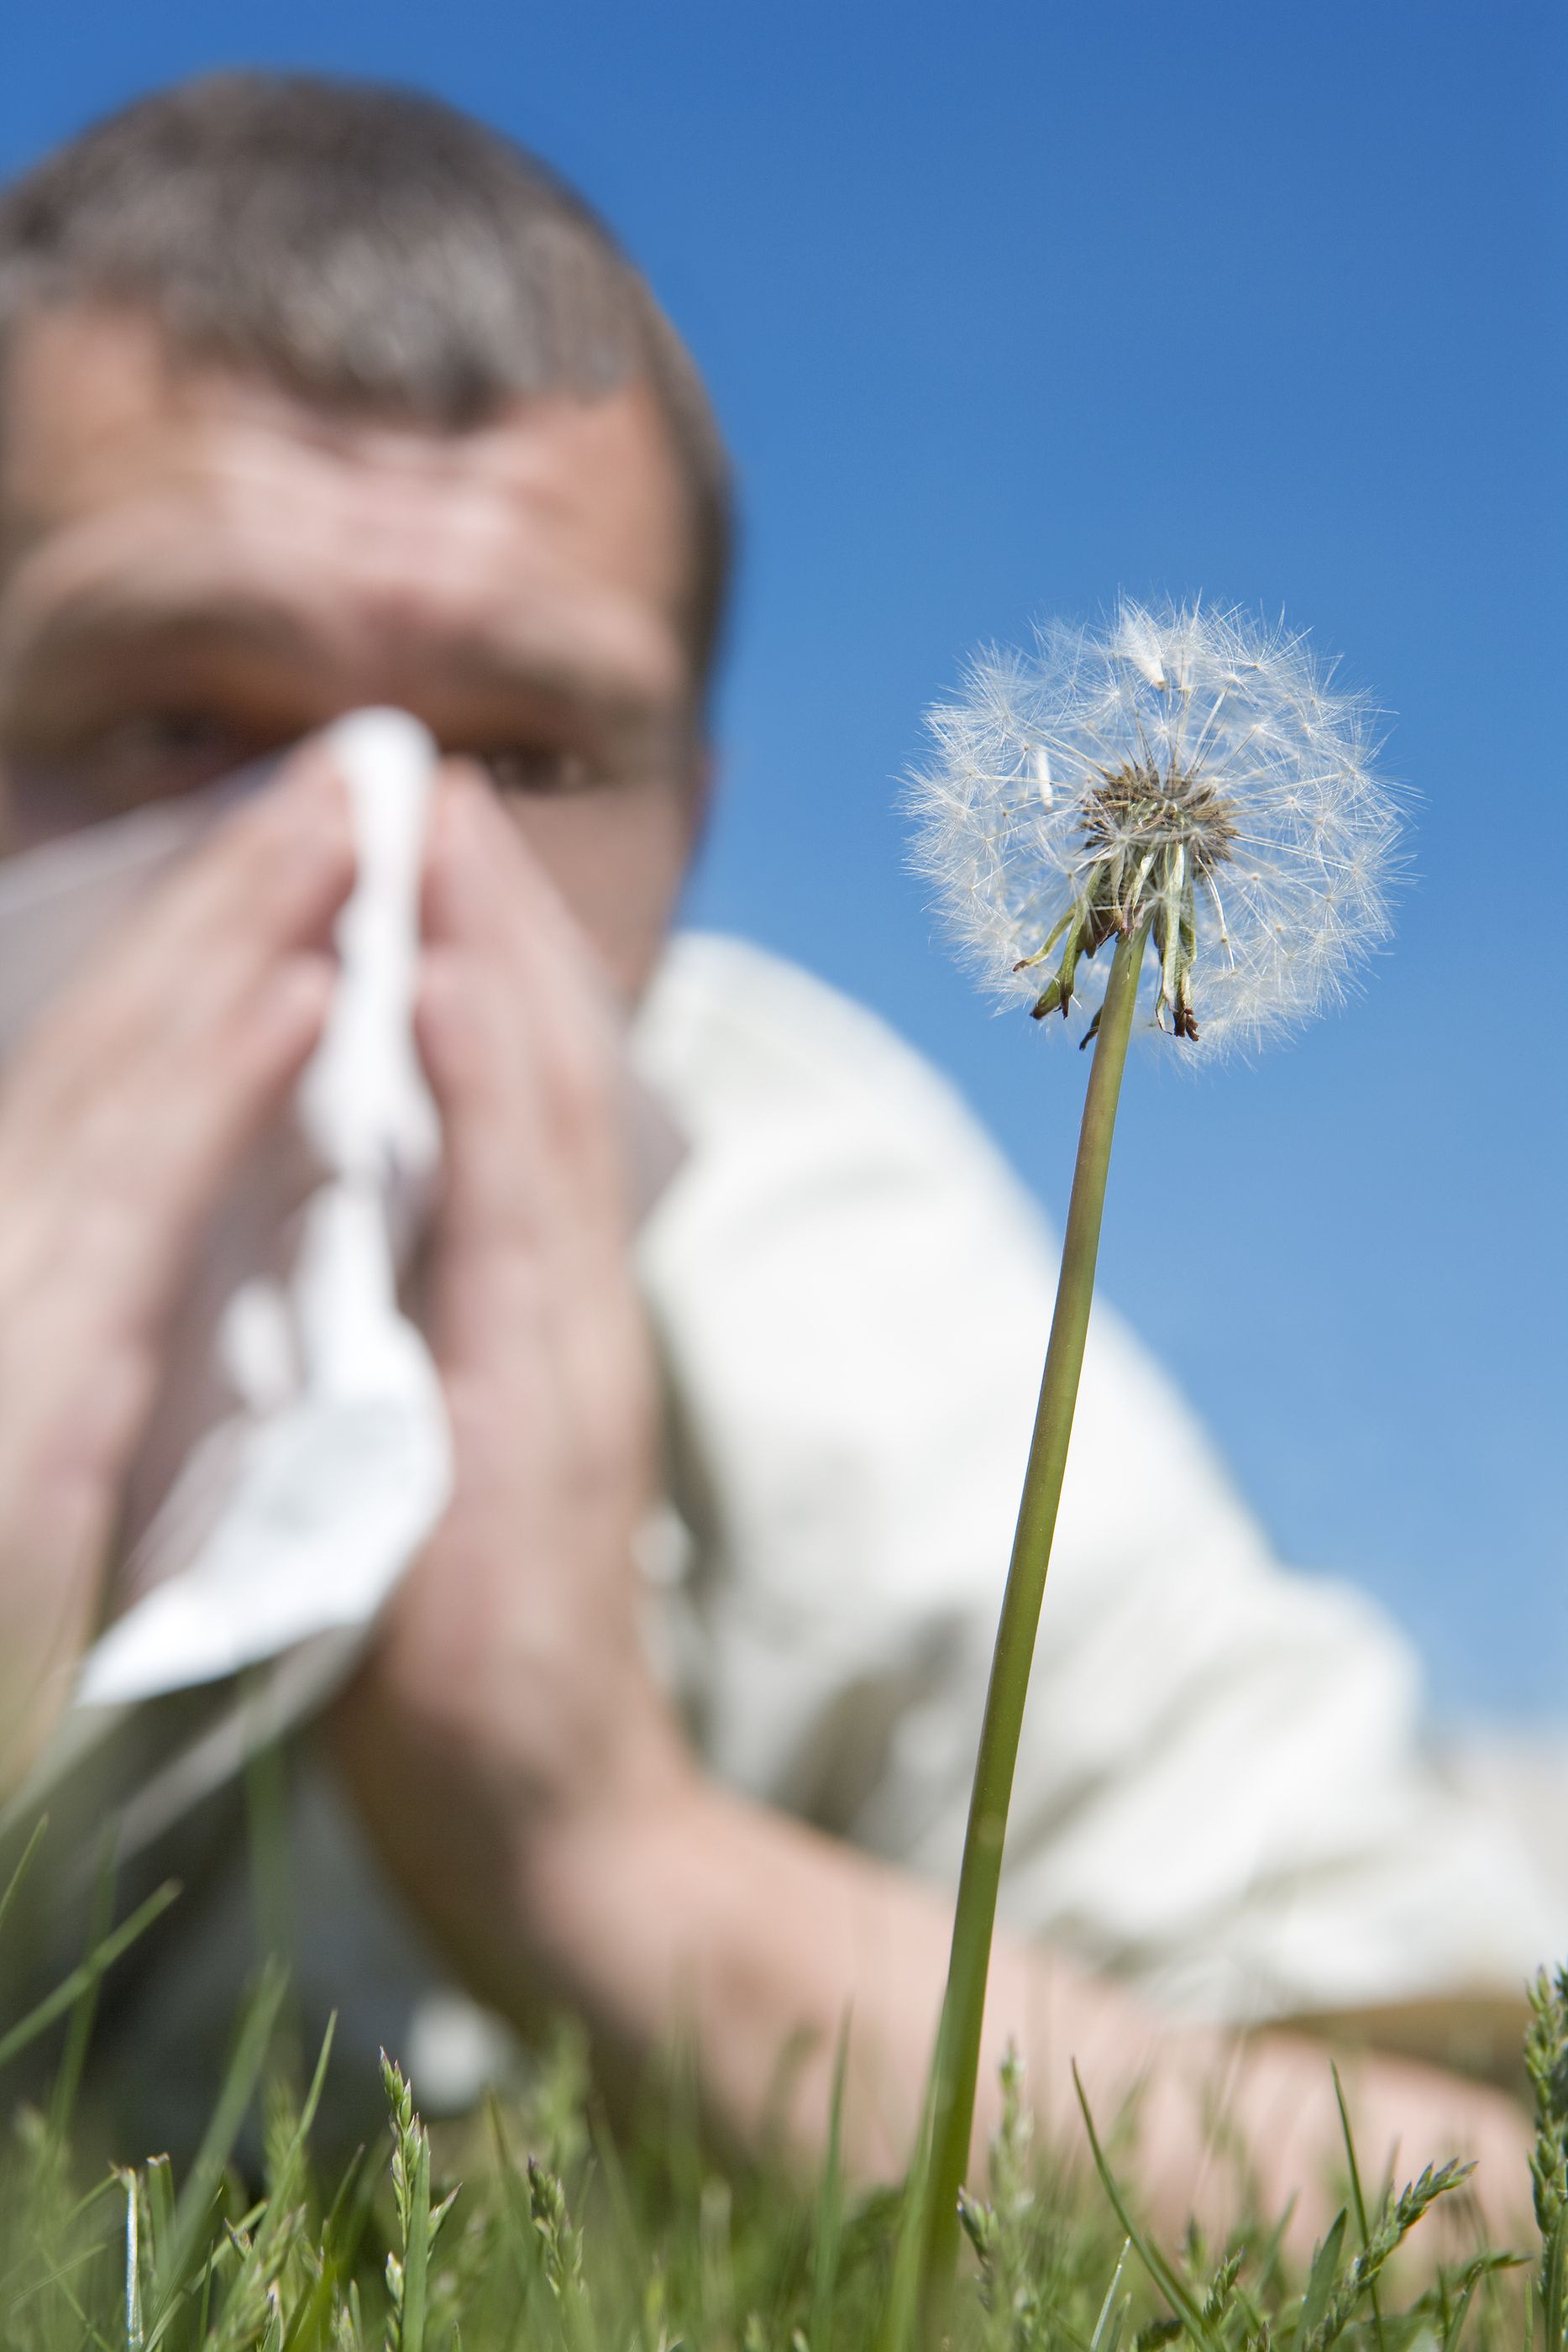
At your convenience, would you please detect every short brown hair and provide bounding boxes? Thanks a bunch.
[0,72,734,690]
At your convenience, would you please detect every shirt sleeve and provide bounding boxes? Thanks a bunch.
[633,936,1562,2023]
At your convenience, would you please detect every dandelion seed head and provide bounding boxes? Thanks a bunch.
[905,598,1401,1053]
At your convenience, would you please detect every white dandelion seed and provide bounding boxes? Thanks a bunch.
[906,598,1402,1053]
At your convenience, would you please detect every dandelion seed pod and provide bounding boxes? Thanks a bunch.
[907,599,1401,1053]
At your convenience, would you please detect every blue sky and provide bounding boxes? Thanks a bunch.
[2,2,1562,1714]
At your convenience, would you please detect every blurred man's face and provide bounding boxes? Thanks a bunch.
[0,306,705,995]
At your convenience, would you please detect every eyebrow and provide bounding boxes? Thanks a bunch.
[0,573,681,739]
[2,580,313,690]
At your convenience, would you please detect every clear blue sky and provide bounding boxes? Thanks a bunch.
[2,2,1562,1715]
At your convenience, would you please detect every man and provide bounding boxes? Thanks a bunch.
[0,72,1550,2241]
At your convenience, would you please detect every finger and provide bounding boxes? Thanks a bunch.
[0,741,352,1246]
[130,734,354,984]
[416,935,627,1284]
[86,948,337,1242]
[422,765,627,1210]
[415,958,639,1441]
[425,762,621,1047]
[413,947,561,1373]
[0,732,341,1130]
[0,948,337,1346]
[13,741,354,1131]
[0,943,336,1639]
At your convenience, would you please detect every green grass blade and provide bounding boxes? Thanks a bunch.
[809,2013,851,2349]
[144,2154,176,2278]
[120,2169,143,2352]
[1331,2061,1387,2352]
[147,1956,287,2335]
[1072,2066,1224,2352]
[46,1835,118,2145]
[398,2122,433,2352]
[270,2011,337,2196]
[485,2089,540,2301]
[0,1878,180,2072]
[1298,2209,1348,2337]
[0,1814,49,1941]
[1089,2239,1132,2349]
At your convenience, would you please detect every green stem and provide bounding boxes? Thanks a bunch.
[910,918,1149,2333]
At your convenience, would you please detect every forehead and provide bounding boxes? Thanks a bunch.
[0,306,694,712]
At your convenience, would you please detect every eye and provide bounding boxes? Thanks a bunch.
[81,712,274,805]
[476,743,596,797]
[117,713,246,759]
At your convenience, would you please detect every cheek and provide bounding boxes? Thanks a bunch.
[503,785,697,998]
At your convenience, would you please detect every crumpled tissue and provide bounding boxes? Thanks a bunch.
[0,713,449,1840]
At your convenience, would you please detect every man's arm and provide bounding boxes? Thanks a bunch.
[335,1634,1534,2254]
[329,769,1534,2255]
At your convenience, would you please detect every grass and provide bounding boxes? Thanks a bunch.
[3,1826,1566,2350]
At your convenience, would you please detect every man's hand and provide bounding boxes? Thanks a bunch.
[0,750,351,1783]
[1224,2026,1534,2267]
[329,763,696,2007]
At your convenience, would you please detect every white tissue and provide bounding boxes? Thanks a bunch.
[67,717,438,1704]
[76,711,453,1704]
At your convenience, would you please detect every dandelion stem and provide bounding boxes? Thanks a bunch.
[910,916,1150,2333]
